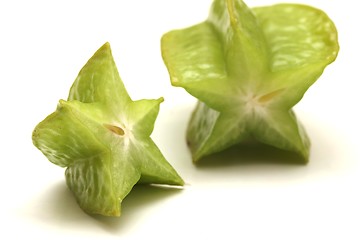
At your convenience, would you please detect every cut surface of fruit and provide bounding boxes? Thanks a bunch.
[32,43,184,216]
[161,0,339,163]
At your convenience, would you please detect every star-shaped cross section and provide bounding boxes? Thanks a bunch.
[33,43,184,216]
[161,0,339,163]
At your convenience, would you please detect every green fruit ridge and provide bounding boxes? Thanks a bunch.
[161,0,339,163]
[32,43,184,216]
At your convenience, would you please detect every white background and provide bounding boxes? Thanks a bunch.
[1,0,359,239]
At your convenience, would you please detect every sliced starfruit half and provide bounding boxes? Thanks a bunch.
[32,43,184,216]
[161,0,339,163]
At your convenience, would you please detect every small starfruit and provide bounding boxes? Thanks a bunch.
[32,43,184,216]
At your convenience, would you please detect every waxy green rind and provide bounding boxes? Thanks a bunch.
[208,0,270,78]
[32,101,107,168]
[253,4,338,71]
[33,43,184,216]
[161,0,339,163]
[68,42,131,107]
[161,22,233,110]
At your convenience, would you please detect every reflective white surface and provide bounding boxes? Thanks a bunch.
[1,0,359,239]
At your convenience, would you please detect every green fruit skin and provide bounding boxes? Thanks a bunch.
[161,0,339,163]
[33,43,184,216]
